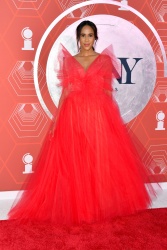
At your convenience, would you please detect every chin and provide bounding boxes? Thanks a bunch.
[83,46,93,51]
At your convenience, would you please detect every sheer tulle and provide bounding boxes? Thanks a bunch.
[8,44,156,225]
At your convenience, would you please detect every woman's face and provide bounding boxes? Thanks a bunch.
[79,25,95,52]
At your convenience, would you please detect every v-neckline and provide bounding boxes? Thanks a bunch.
[72,54,101,73]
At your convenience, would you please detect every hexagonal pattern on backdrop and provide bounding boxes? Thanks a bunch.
[0,0,167,191]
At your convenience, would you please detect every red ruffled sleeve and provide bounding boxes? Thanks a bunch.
[101,44,121,78]
[101,44,121,91]
[54,43,71,89]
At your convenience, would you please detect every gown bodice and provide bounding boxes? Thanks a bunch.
[57,44,120,96]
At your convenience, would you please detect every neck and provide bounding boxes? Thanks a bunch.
[79,48,94,57]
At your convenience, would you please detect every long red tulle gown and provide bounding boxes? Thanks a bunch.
[8,44,156,225]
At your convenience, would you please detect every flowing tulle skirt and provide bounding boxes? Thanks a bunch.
[8,91,156,225]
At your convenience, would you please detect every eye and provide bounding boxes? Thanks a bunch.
[80,34,85,37]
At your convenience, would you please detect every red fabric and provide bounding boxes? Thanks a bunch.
[8,44,156,225]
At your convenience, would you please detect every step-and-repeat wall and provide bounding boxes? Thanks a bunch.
[0,0,167,191]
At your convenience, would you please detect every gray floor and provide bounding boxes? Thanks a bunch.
[0,188,167,221]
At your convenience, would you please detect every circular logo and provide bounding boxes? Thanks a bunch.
[22,153,33,164]
[156,111,165,121]
[21,27,33,40]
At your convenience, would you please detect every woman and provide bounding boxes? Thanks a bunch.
[8,20,156,225]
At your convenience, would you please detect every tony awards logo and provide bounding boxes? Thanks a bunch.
[155,111,165,130]
[22,153,34,174]
[21,27,34,50]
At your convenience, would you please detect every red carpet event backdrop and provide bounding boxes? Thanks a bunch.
[0,0,167,191]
